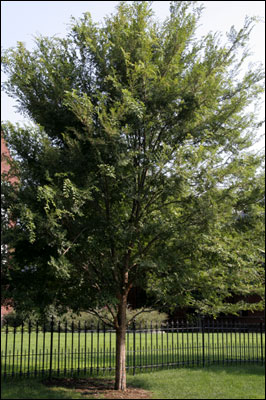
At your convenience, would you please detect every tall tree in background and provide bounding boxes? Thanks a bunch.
[1,1,264,390]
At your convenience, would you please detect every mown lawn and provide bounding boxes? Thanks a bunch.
[1,379,85,399]
[127,364,266,399]
[1,364,265,399]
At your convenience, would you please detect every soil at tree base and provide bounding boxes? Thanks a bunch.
[43,377,152,399]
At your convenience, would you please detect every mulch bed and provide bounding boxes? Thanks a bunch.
[43,377,152,399]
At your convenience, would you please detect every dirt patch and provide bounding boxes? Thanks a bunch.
[43,377,152,399]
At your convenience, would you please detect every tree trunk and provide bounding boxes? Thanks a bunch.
[115,294,127,391]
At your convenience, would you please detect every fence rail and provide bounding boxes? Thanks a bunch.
[1,318,265,379]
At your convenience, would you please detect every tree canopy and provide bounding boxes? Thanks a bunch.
[1,1,265,390]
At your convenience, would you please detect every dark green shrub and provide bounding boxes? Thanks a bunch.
[2,311,25,328]
[126,308,168,329]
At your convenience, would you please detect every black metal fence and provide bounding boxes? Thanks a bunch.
[1,318,265,379]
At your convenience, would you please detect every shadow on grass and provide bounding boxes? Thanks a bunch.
[191,363,266,376]
[1,378,88,399]
[130,362,265,377]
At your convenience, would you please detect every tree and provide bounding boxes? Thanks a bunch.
[1,1,264,390]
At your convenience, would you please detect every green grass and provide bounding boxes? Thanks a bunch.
[1,364,265,399]
[1,378,90,399]
[128,364,266,399]
[1,330,265,378]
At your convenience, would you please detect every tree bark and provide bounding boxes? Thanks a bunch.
[115,294,127,391]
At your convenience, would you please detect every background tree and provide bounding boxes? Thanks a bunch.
[1,1,264,390]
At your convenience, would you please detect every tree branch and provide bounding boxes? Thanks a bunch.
[86,308,114,328]
[62,226,88,256]
[127,307,154,326]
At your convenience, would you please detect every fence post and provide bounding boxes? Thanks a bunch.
[27,320,32,377]
[260,321,263,365]
[133,320,136,375]
[12,325,16,378]
[4,320,8,379]
[49,316,54,380]
[20,321,24,378]
[201,317,205,367]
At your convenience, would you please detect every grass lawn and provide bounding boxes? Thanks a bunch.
[1,379,86,399]
[1,364,265,399]
[128,364,266,399]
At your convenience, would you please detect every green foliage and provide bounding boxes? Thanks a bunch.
[2,308,168,331]
[1,1,265,324]
[127,309,168,328]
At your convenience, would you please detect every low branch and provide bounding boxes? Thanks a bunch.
[86,308,114,328]
[127,307,154,326]
[105,304,116,323]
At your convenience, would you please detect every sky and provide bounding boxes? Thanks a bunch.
[1,1,265,152]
